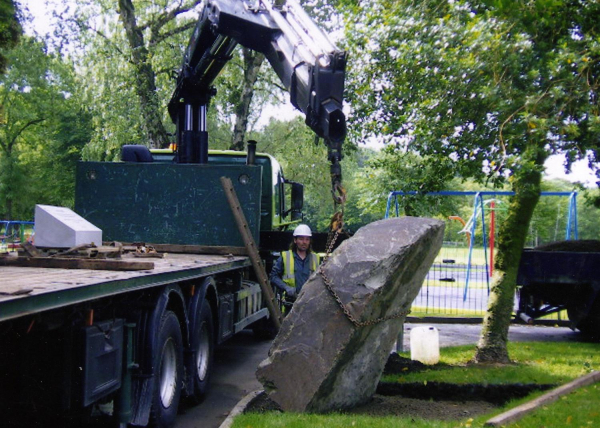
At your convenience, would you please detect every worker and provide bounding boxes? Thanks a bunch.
[270,224,320,303]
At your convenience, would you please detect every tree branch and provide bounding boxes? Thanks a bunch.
[149,21,197,47]
[69,17,127,58]
[7,118,46,152]
[143,0,202,39]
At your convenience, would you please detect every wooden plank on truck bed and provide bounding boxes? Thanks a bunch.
[117,243,248,256]
[0,253,251,322]
[0,256,154,271]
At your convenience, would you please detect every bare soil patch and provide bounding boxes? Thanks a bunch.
[245,354,555,421]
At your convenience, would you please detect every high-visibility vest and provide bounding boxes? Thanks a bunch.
[281,250,319,288]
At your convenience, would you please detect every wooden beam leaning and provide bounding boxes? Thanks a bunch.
[220,176,282,330]
[0,256,154,271]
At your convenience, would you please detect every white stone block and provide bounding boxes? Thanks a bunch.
[34,205,102,248]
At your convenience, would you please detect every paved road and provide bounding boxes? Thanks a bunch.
[402,321,583,350]
[173,322,586,428]
[175,330,271,428]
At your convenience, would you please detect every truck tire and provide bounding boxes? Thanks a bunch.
[190,300,214,401]
[150,310,183,428]
[576,316,600,338]
[571,298,600,339]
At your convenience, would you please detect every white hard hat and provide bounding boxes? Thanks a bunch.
[293,224,312,237]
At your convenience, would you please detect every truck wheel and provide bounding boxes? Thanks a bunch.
[190,300,214,401]
[151,310,183,428]
[572,299,600,339]
[576,316,600,338]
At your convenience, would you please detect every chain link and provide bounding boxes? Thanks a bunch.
[319,209,411,328]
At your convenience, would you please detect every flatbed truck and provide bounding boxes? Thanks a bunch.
[0,0,348,426]
[0,152,293,427]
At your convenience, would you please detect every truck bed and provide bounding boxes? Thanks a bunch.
[0,253,250,322]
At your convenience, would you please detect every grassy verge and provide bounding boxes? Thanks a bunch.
[409,309,486,317]
[232,341,600,428]
[435,247,488,265]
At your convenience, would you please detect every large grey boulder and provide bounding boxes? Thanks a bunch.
[257,217,444,412]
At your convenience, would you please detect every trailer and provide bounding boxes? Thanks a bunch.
[516,240,600,337]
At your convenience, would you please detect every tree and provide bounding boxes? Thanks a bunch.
[230,49,265,150]
[0,0,21,73]
[248,116,333,229]
[116,0,196,148]
[53,0,203,157]
[0,36,90,219]
[341,0,600,362]
[54,0,290,158]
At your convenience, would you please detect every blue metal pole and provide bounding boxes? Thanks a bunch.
[479,196,490,294]
[566,192,579,240]
[463,193,479,301]
[384,192,393,219]
[573,193,579,239]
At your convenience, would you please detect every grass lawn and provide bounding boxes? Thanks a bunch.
[232,341,600,428]
[435,246,489,266]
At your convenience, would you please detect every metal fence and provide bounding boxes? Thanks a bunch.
[384,190,577,321]
[411,243,565,321]
[412,244,492,317]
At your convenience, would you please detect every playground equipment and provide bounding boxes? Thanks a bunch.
[0,221,34,252]
[385,191,579,317]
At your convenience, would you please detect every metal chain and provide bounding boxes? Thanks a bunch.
[319,209,411,328]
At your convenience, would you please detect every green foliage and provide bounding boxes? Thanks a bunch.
[249,117,381,233]
[353,146,460,218]
[0,0,21,73]
[580,187,600,238]
[342,0,600,183]
[0,36,91,219]
[249,117,333,231]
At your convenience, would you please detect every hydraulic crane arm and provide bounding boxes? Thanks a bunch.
[168,0,347,204]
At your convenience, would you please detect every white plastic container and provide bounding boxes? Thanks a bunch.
[410,326,440,365]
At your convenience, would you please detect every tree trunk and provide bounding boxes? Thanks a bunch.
[230,48,265,151]
[474,142,548,363]
[5,199,12,220]
[118,0,169,148]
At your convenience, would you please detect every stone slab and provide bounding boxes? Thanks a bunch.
[257,217,444,412]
